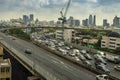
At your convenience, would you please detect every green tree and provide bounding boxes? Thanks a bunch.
[49,28,56,33]
[115,47,120,55]
[94,37,101,49]
[9,28,30,40]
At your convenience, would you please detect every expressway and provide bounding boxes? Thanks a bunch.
[0,32,96,80]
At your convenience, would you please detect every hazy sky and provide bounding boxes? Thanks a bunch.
[0,0,120,25]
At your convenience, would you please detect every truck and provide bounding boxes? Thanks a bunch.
[105,54,120,64]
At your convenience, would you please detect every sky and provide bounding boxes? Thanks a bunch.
[0,0,120,25]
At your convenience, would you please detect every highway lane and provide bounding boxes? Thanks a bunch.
[0,32,96,80]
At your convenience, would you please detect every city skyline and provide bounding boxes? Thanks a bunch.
[0,0,120,25]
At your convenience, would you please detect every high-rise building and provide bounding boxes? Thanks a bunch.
[93,15,96,26]
[113,16,120,27]
[103,19,109,27]
[73,20,80,27]
[23,15,29,24]
[30,14,34,22]
[89,15,92,26]
[67,16,74,27]
[49,21,54,26]
[82,19,88,26]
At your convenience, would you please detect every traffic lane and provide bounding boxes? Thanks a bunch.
[1,34,96,80]
[15,38,96,80]
[1,33,120,79]
[107,62,120,78]
[31,52,96,80]
[1,37,26,54]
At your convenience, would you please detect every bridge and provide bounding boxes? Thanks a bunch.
[0,32,96,80]
[0,25,112,32]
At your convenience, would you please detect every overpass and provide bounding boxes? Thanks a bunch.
[0,25,112,32]
[0,32,96,80]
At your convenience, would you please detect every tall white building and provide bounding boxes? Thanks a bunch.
[55,29,75,43]
[64,29,75,43]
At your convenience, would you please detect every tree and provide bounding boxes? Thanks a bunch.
[115,47,120,55]
[9,28,30,40]
[49,28,56,33]
[94,37,101,49]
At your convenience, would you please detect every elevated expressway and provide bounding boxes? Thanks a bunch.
[0,32,96,80]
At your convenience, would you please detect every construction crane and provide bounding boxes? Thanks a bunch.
[58,0,71,41]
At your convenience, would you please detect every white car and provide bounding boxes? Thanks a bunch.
[96,74,109,80]
[74,57,80,61]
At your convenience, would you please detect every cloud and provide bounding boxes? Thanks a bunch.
[97,0,120,6]
[0,0,120,25]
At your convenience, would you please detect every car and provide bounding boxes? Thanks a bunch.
[114,65,120,71]
[95,63,110,74]
[79,54,86,61]
[80,50,87,54]
[98,57,107,65]
[69,53,76,57]
[97,51,106,58]
[25,49,32,54]
[69,46,73,49]
[96,74,109,80]
[65,46,70,50]
[12,38,16,40]
[82,60,92,67]
[94,54,107,65]
[84,53,92,60]
[74,57,80,61]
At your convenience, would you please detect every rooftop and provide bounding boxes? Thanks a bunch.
[0,58,11,67]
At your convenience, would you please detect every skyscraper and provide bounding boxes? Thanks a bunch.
[89,15,92,26]
[73,20,80,27]
[93,15,96,26]
[23,15,29,24]
[103,19,109,27]
[82,19,88,26]
[30,14,34,21]
[113,16,120,27]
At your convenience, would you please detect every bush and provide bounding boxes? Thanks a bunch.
[9,28,30,40]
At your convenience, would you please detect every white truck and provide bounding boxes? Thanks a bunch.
[105,54,120,64]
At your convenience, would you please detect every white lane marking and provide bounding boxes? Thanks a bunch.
[51,60,59,64]
[60,61,64,64]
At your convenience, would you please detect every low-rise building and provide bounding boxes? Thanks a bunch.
[101,36,120,49]
[112,28,120,34]
[0,59,11,80]
[55,30,63,40]
[0,46,3,60]
[0,46,11,80]
[83,39,98,44]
